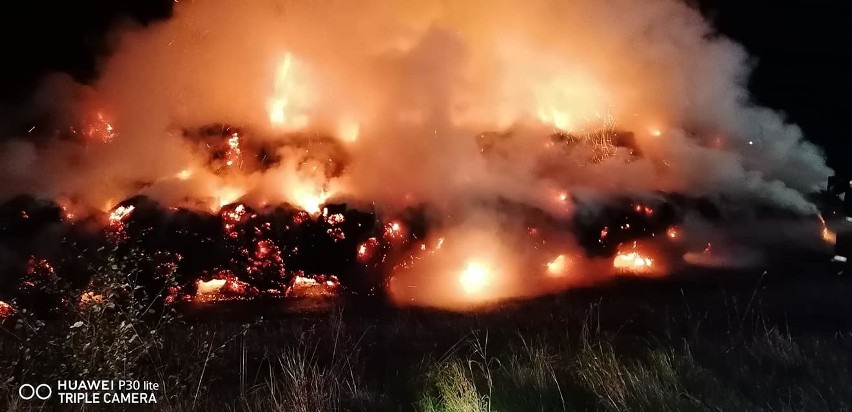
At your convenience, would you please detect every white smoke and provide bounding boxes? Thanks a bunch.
[0,0,830,217]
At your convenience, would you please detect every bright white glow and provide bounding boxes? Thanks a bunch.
[459,261,490,294]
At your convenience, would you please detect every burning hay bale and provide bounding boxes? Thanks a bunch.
[0,0,837,312]
[193,271,259,303]
[0,185,831,313]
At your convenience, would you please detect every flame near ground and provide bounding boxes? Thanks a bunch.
[0,0,837,311]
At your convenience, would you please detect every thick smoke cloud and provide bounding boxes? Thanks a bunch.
[1,0,830,214]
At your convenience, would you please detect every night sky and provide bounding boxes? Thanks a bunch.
[0,0,849,175]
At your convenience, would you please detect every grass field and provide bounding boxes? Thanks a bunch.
[3,260,852,411]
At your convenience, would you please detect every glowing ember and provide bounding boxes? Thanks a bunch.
[0,301,14,319]
[613,252,653,271]
[108,205,135,225]
[25,256,56,279]
[293,211,310,225]
[294,276,317,286]
[666,227,678,239]
[255,239,273,259]
[822,227,837,245]
[85,111,116,143]
[194,272,256,302]
[634,204,654,216]
[223,132,243,169]
[357,237,380,262]
[289,275,339,297]
[221,203,253,238]
[459,262,490,294]
[325,212,345,226]
[384,221,405,241]
[546,254,570,276]
[818,213,837,245]
[326,227,346,241]
[393,236,446,272]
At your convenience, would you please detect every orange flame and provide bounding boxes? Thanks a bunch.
[613,242,656,274]
[269,52,312,130]
[666,227,678,239]
[84,111,116,143]
[289,275,339,297]
[613,251,653,271]
[194,272,255,302]
[292,187,329,215]
[546,254,570,277]
[108,205,135,225]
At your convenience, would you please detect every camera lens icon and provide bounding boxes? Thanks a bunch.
[18,384,52,400]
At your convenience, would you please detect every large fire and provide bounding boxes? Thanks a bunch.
[0,0,836,312]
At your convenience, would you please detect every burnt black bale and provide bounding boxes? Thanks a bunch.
[0,195,64,245]
[572,195,683,257]
[662,193,721,221]
[107,196,190,293]
[221,203,290,290]
[0,196,67,297]
[190,203,381,293]
[389,205,431,240]
[322,204,381,293]
[273,203,378,291]
[157,208,227,284]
